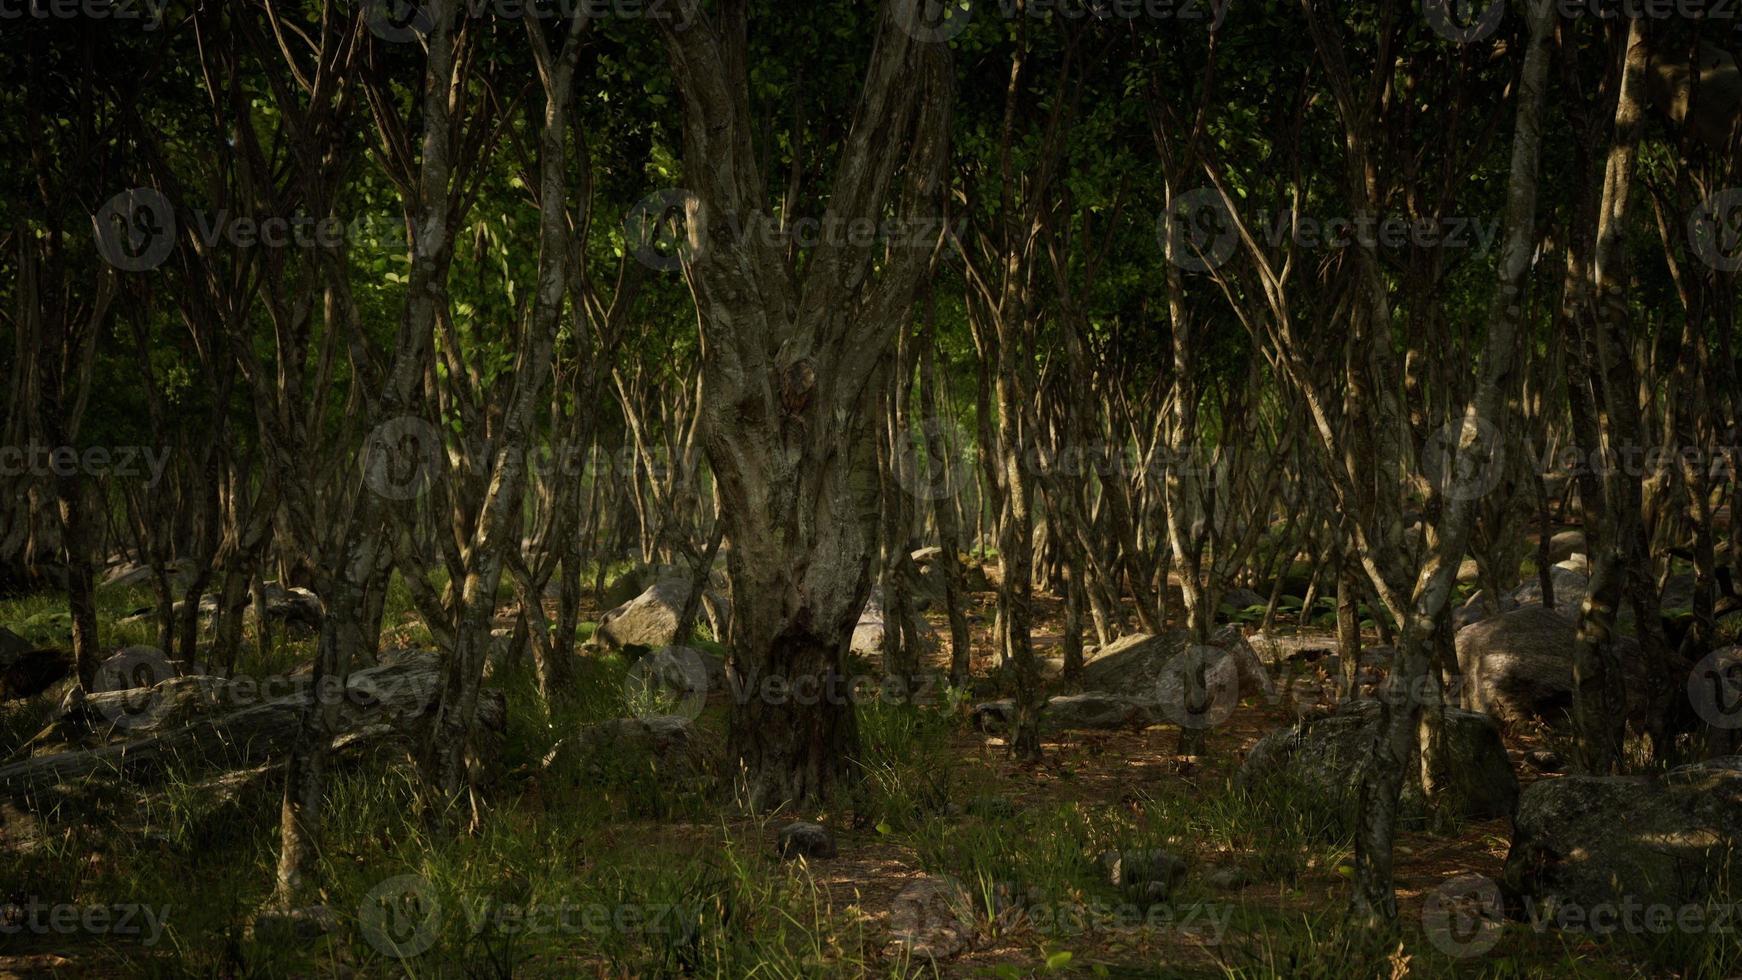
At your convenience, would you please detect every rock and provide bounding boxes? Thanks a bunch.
[3,651,506,797]
[93,646,197,695]
[0,628,36,678]
[1221,588,1268,614]
[1545,529,1586,564]
[973,692,1160,733]
[849,593,941,659]
[593,578,724,651]
[1081,628,1272,704]
[1097,849,1186,905]
[1658,573,1698,613]
[1554,554,1590,575]
[1454,589,1514,631]
[962,563,992,593]
[1204,865,1256,891]
[261,586,323,632]
[776,821,837,860]
[850,595,887,657]
[1453,605,1644,726]
[1509,566,1590,620]
[1456,559,1483,585]
[1524,749,1564,773]
[629,644,727,695]
[1502,758,1742,916]
[1236,699,1518,827]
[563,715,704,777]
[0,648,74,701]
[887,875,976,961]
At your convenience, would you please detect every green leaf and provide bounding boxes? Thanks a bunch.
[1045,951,1074,971]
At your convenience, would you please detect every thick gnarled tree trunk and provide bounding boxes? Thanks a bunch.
[656,0,952,809]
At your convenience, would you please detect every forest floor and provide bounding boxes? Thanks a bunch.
[0,556,1725,978]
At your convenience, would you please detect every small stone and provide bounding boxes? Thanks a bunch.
[1205,865,1256,891]
[776,821,837,860]
[1525,748,1564,772]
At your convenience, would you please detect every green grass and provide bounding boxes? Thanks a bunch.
[4,574,1738,977]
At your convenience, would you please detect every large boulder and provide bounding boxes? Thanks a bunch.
[593,578,725,651]
[1502,758,1742,915]
[260,585,323,632]
[974,692,1160,733]
[1454,588,1515,632]
[1080,628,1272,704]
[1,647,73,701]
[1509,566,1590,619]
[849,592,940,660]
[1237,699,1518,826]
[1545,529,1586,564]
[1454,605,1643,726]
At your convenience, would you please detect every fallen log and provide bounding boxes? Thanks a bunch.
[0,651,504,799]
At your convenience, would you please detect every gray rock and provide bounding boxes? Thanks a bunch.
[594,578,725,651]
[1204,865,1257,891]
[1524,749,1564,773]
[1509,566,1590,621]
[1454,605,1644,726]
[887,875,976,961]
[850,595,887,657]
[1454,588,1514,631]
[1502,758,1742,916]
[1221,588,1268,613]
[1081,628,1272,704]
[1554,554,1590,576]
[974,692,1160,733]
[776,821,838,860]
[261,586,323,632]
[1097,849,1186,905]
[1237,699,1518,827]
[1545,529,1586,564]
